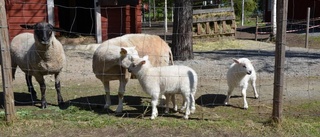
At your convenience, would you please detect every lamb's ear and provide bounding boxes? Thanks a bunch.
[140,60,146,65]
[233,58,240,64]
[120,48,128,56]
[20,24,35,29]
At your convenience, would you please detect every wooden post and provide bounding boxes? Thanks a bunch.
[0,0,16,123]
[305,7,310,48]
[255,16,258,41]
[272,0,288,124]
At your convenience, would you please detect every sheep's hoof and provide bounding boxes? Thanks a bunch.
[41,102,47,109]
[58,102,68,109]
[190,108,196,114]
[183,115,189,120]
[103,104,110,109]
[150,116,156,120]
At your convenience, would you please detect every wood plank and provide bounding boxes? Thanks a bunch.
[222,21,226,33]
[197,23,202,35]
[8,17,47,23]
[9,0,46,4]
[206,22,210,34]
[7,4,46,10]
[193,16,235,23]
[7,9,46,16]
[193,7,234,15]
[214,21,218,33]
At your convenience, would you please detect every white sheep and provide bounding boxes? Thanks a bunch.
[125,55,198,119]
[10,22,66,109]
[92,34,174,113]
[224,58,258,109]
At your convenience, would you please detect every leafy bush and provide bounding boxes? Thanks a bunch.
[233,0,258,18]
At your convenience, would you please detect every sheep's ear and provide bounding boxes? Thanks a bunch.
[120,48,128,56]
[20,24,35,29]
[53,27,65,32]
[233,58,240,64]
[140,60,146,65]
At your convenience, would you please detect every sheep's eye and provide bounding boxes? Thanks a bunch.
[243,65,247,68]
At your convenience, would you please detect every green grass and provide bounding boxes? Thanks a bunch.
[1,100,319,136]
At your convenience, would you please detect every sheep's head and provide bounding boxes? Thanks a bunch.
[127,55,149,73]
[20,22,55,45]
[120,47,139,68]
[233,58,254,75]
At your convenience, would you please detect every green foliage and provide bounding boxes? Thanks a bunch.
[233,0,258,18]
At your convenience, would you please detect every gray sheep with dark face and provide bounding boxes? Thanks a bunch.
[10,22,66,109]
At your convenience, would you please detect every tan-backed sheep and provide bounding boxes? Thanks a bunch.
[92,34,173,113]
[10,22,66,109]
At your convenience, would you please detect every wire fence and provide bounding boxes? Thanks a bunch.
[1,1,320,122]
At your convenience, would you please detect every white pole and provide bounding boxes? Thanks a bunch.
[164,0,167,32]
[305,7,310,48]
[241,0,244,26]
[271,0,277,37]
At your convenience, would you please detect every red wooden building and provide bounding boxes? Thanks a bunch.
[5,0,142,43]
[264,0,320,22]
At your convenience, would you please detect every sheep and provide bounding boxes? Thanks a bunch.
[125,55,198,120]
[10,22,66,109]
[224,58,258,109]
[92,34,174,113]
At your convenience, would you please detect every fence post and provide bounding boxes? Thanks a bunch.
[0,0,16,123]
[272,0,288,124]
[305,7,310,48]
[255,16,258,41]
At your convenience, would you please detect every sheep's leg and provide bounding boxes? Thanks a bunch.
[251,79,259,99]
[241,84,249,109]
[35,77,47,109]
[164,94,171,113]
[116,76,129,113]
[164,94,177,113]
[25,74,37,100]
[171,94,178,112]
[103,82,111,109]
[150,93,159,120]
[180,95,187,112]
[182,93,191,120]
[190,94,196,114]
[224,86,234,106]
[54,74,64,107]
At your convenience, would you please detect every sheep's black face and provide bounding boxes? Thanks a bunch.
[34,22,53,45]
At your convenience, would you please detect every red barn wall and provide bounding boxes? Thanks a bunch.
[5,0,49,40]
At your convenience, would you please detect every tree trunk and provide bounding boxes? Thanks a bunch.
[172,0,193,61]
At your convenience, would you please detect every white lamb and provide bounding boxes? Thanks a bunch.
[10,22,66,109]
[125,55,198,120]
[224,58,258,109]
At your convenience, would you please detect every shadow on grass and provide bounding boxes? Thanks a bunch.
[65,95,183,119]
[196,94,256,110]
